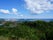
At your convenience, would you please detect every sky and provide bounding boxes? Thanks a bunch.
[0,0,53,19]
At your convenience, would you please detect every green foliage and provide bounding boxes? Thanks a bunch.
[0,20,53,40]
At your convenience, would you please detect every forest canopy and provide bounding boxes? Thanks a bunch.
[0,20,53,40]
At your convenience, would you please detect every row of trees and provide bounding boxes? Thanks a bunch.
[0,20,53,40]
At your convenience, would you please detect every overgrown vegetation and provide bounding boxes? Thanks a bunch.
[0,20,53,40]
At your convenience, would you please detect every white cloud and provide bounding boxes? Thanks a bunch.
[12,8,18,14]
[0,8,24,17]
[0,9,10,14]
[24,0,53,14]
[20,15,24,17]
[0,8,18,15]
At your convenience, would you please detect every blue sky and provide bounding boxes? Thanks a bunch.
[0,0,53,19]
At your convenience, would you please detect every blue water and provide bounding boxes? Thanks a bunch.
[0,18,53,22]
[16,19,53,22]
